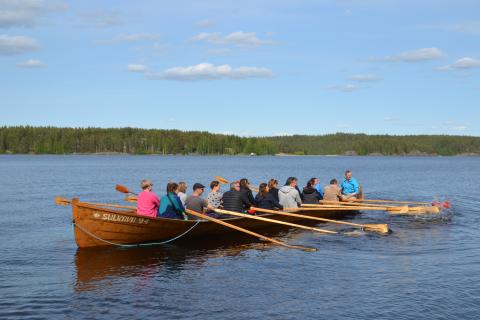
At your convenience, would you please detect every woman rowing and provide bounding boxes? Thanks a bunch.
[268,178,280,202]
[239,178,255,204]
[136,179,160,218]
[255,183,283,211]
[302,178,323,204]
[158,182,187,220]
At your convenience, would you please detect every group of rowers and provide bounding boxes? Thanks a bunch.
[136,170,360,220]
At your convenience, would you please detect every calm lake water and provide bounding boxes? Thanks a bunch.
[0,155,479,320]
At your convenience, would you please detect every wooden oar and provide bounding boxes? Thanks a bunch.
[214,208,337,235]
[251,207,389,234]
[351,198,432,205]
[184,209,316,252]
[317,200,439,214]
[214,176,259,193]
[116,184,137,195]
[55,196,136,210]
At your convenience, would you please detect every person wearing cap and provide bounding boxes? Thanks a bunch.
[185,183,215,218]
[222,181,252,213]
[136,179,160,218]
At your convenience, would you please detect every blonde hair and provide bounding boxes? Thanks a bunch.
[178,181,187,193]
[141,179,153,190]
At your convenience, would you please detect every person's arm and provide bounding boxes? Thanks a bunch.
[271,195,283,210]
[203,198,214,211]
[295,190,302,206]
[353,179,359,194]
[242,193,252,209]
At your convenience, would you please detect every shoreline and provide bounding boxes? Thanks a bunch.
[1,153,478,157]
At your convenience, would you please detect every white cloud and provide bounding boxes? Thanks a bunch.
[127,64,148,73]
[347,74,380,82]
[192,31,274,47]
[327,83,360,92]
[375,47,445,62]
[438,57,480,71]
[197,19,215,28]
[17,58,43,68]
[0,35,39,55]
[78,11,122,28]
[144,63,273,81]
[0,0,66,28]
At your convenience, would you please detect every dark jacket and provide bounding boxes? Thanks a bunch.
[269,187,279,202]
[296,185,304,201]
[239,186,255,204]
[302,186,322,204]
[255,193,283,210]
[222,190,251,213]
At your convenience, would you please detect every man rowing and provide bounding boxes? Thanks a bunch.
[323,179,342,202]
[185,183,215,219]
[340,170,360,201]
[222,181,252,213]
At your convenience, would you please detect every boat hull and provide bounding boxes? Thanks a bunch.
[71,198,359,248]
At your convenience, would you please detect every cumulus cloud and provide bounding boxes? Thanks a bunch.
[142,63,273,81]
[347,74,381,82]
[326,83,360,92]
[0,35,39,55]
[438,57,480,71]
[197,19,215,28]
[374,47,445,62]
[17,58,43,68]
[192,31,274,47]
[127,64,148,73]
[0,0,66,28]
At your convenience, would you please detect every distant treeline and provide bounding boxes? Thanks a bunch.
[1,126,479,156]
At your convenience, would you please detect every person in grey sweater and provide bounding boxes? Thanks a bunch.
[278,177,302,209]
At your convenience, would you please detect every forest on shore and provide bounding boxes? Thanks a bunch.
[1,126,479,156]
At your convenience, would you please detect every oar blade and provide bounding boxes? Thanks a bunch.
[214,176,229,184]
[54,196,70,206]
[115,184,130,194]
[363,223,390,234]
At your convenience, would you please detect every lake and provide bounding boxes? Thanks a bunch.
[0,155,479,320]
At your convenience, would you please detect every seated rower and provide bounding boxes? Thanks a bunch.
[177,181,188,206]
[278,177,302,209]
[302,178,322,204]
[158,182,187,220]
[323,179,342,202]
[254,183,283,210]
[313,177,324,199]
[268,179,280,202]
[207,180,223,209]
[341,170,360,201]
[239,178,255,204]
[136,179,160,218]
[222,181,252,213]
[185,183,215,219]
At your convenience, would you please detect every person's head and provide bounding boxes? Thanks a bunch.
[268,179,278,189]
[330,179,338,185]
[285,177,298,187]
[345,170,352,180]
[192,183,205,196]
[314,178,319,185]
[166,182,178,194]
[307,178,316,188]
[239,178,250,190]
[141,179,153,191]
[230,181,240,191]
[210,180,220,192]
[177,181,187,193]
[259,183,269,197]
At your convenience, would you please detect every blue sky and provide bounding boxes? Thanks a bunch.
[1,0,479,136]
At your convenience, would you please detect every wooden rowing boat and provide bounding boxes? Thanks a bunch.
[70,198,359,248]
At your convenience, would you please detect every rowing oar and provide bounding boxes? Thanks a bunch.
[250,207,389,234]
[318,200,439,214]
[116,184,137,195]
[213,208,337,235]
[184,209,316,252]
[55,196,136,210]
[351,198,451,208]
[214,176,259,193]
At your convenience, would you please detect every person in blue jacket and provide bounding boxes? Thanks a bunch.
[158,182,187,220]
[340,170,359,200]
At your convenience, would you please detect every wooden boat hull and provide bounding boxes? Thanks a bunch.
[71,198,359,248]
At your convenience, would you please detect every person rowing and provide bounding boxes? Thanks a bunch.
[254,183,283,211]
[302,178,322,204]
[185,183,215,219]
[158,182,187,220]
[136,179,160,218]
[268,178,280,202]
[207,180,223,209]
[278,177,302,209]
[341,170,360,201]
[239,178,255,204]
[222,181,252,213]
[177,181,188,206]
[323,179,342,202]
